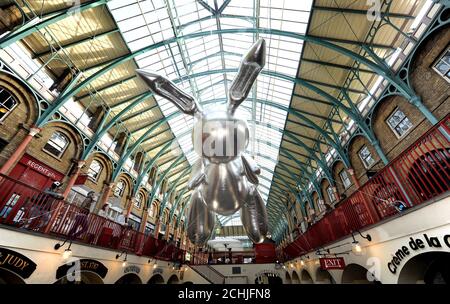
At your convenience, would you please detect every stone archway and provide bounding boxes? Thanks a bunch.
[54,271,104,284]
[115,273,142,284]
[167,274,179,284]
[316,268,335,284]
[300,269,313,284]
[342,263,377,284]
[398,252,450,284]
[148,274,165,284]
[284,271,292,284]
[0,268,26,284]
[291,271,300,284]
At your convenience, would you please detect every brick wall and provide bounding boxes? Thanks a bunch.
[331,161,354,199]
[0,73,38,167]
[347,135,384,186]
[26,122,83,179]
[320,178,331,205]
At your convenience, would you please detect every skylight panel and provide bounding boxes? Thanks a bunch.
[107,0,313,207]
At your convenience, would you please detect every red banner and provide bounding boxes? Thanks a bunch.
[319,257,346,270]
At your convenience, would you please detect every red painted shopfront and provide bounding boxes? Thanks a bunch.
[0,154,65,225]
[8,154,65,190]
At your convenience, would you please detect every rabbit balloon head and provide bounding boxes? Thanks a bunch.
[136,39,266,164]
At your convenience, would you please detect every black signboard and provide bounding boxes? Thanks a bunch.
[0,247,37,279]
[56,259,108,279]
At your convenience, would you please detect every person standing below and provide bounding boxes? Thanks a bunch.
[98,204,109,218]
[24,181,63,230]
[68,191,95,240]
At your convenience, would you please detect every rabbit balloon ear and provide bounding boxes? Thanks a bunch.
[136,69,202,116]
[228,38,266,115]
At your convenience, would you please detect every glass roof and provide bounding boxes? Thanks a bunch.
[107,0,313,225]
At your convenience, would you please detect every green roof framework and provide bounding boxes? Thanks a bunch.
[0,0,443,241]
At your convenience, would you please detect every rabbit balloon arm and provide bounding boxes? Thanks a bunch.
[241,153,261,185]
[241,186,268,244]
[188,159,206,190]
[228,38,266,115]
[186,190,215,246]
[136,69,201,116]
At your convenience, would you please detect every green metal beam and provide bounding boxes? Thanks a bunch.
[0,0,109,49]
[74,75,137,101]
[32,28,120,59]
[301,58,374,74]
[38,27,419,127]
[312,5,416,19]
[81,91,153,159]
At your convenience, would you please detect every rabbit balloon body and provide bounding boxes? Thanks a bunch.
[137,39,269,245]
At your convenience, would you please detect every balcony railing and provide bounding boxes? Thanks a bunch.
[283,115,450,260]
[0,176,185,263]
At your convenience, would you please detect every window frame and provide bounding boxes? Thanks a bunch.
[386,107,413,139]
[358,145,376,169]
[87,159,103,182]
[432,45,450,83]
[134,193,143,209]
[113,180,126,197]
[0,87,19,122]
[339,169,352,189]
[326,186,336,203]
[43,131,70,159]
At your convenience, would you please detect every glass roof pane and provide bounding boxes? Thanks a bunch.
[108,0,314,211]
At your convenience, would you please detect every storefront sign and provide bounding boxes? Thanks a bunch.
[20,154,63,180]
[0,247,37,279]
[124,265,140,274]
[387,233,450,275]
[56,259,108,279]
[319,257,346,270]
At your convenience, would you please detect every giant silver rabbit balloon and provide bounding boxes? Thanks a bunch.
[136,39,268,245]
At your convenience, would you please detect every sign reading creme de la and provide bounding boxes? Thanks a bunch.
[0,247,37,279]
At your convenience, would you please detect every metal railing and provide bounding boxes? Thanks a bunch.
[283,115,450,260]
[0,176,185,262]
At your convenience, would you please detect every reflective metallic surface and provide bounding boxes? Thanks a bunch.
[200,159,248,216]
[136,69,200,115]
[138,38,269,245]
[186,190,215,246]
[241,186,268,244]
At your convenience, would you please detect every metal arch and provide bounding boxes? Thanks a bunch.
[82,91,153,159]
[0,0,109,49]
[133,140,174,194]
[93,93,348,166]
[170,188,189,222]
[150,153,185,217]
[111,112,179,181]
[158,166,192,215]
[35,27,421,127]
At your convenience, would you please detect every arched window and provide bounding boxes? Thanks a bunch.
[43,131,69,158]
[135,193,143,209]
[87,160,103,181]
[0,86,18,121]
[149,202,157,218]
[114,180,126,197]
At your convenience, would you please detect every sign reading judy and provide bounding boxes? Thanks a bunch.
[0,247,37,279]
[319,257,345,270]
[387,233,450,274]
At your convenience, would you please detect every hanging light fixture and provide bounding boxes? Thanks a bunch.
[54,239,73,261]
[351,230,371,255]
[62,248,72,260]
[116,251,128,267]
[300,260,305,266]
